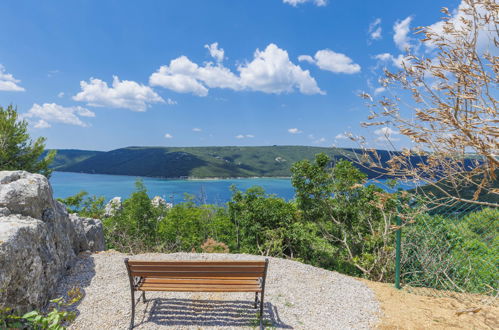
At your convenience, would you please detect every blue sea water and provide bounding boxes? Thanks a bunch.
[50,171,417,205]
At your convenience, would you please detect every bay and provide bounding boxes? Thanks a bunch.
[50,171,417,205]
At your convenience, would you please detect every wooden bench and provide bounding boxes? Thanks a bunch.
[124,258,269,328]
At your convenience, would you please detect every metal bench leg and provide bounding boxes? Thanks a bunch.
[259,294,264,329]
[130,289,135,329]
[142,291,146,303]
[254,292,258,308]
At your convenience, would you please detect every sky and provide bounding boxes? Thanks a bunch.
[0,0,462,151]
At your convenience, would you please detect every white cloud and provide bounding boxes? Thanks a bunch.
[335,133,349,140]
[73,76,164,111]
[374,126,400,142]
[288,128,302,134]
[57,92,64,98]
[283,0,327,6]
[149,56,237,96]
[25,103,95,128]
[239,44,324,95]
[205,42,224,62]
[299,49,361,74]
[164,133,173,139]
[34,120,51,129]
[374,53,407,69]
[368,18,382,40]
[426,1,496,53]
[313,137,326,144]
[374,87,386,94]
[151,43,323,96]
[0,65,25,92]
[393,16,413,51]
[235,134,254,139]
[166,98,177,105]
[192,128,202,132]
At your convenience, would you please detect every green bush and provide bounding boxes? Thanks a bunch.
[402,208,498,294]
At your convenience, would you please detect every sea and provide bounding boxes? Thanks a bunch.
[50,171,418,205]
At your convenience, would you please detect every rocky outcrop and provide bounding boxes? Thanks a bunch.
[0,171,105,312]
[70,214,105,252]
[104,196,122,217]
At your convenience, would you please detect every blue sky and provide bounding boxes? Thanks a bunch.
[0,0,460,151]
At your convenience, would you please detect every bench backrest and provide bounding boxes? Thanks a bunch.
[125,259,268,280]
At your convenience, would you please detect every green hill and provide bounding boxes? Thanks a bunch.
[44,149,104,170]
[51,146,364,178]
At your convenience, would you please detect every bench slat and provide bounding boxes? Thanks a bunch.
[128,260,265,266]
[131,271,263,278]
[137,286,262,292]
[142,278,259,285]
[139,283,260,289]
[129,265,265,273]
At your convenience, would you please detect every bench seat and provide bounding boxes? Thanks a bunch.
[124,258,269,328]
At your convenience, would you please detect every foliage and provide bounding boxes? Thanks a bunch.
[157,197,234,253]
[291,154,402,281]
[357,0,498,208]
[402,208,498,294]
[227,185,333,265]
[0,105,55,177]
[200,238,229,253]
[57,191,105,218]
[0,288,82,329]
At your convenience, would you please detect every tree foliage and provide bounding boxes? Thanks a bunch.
[0,105,55,177]
[357,0,498,208]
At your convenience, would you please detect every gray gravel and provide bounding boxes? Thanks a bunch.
[52,251,380,329]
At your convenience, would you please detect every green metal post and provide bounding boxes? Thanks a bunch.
[394,214,402,289]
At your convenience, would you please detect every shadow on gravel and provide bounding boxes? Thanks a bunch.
[137,298,292,328]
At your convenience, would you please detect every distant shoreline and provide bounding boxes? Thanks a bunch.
[53,171,292,181]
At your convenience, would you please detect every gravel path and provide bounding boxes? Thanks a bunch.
[52,251,380,329]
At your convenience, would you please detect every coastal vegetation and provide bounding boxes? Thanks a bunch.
[59,153,498,292]
[0,105,55,177]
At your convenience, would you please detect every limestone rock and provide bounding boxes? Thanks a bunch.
[70,214,105,252]
[0,171,54,220]
[104,197,122,217]
[0,170,105,312]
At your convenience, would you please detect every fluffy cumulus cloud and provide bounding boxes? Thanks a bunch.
[0,65,25,92]
[192,127,202,132]
[73,76,164,111]
[205,42,225,62]
[368,18,382,40]
[25,103,95,128]
[335,133,349,140]
[299,49,361,74]
[288,128,302,134]
[374,126,400,142]
[150,43,323,96]
[164,133,173,139]
[283,0,327,6]
[239,44,324,94]
[393,16,413,51]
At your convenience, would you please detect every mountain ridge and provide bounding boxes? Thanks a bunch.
[46,145,397,179]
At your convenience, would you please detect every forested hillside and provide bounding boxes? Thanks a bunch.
[49,146,368,178]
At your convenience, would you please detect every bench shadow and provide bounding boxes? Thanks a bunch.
[136,298,292,328]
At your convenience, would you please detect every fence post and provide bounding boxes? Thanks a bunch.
[394,213,402,289]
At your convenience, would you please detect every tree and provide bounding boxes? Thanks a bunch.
[0,105,55,177]
[357,0,498,208]
[291,155,401,280]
